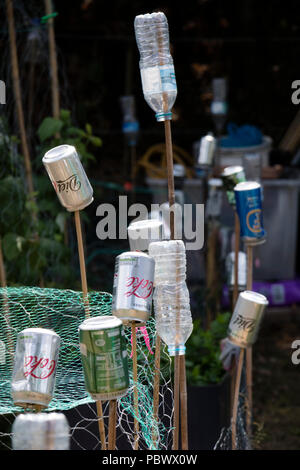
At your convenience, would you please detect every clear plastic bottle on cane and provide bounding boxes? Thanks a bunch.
[148,240,193,356]
[134,12,177,121]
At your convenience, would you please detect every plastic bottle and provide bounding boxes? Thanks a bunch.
[148,240,193,356]
[134,12,177,121]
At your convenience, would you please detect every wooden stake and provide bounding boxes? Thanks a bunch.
[74,210,106,450]
[44,0,60,120]
[6,0,34,196]
[108,399,117,450]
[179,354,188,450]
[132,322,139,450]
[233,212,240,306]
[246,244,253,437]
[231,347,244,450]
[0,239,14,359]
[152,335,161,448]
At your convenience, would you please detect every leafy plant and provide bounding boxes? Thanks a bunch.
[185,312,231,386]
[37,109,102,165]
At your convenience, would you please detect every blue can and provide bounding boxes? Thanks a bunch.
[234,181,266,245]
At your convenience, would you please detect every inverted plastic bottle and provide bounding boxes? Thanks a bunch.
[149,240,193,356]
[134,12,177,122]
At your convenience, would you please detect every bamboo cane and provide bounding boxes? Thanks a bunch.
[44,0,60,120]
[131,322,139,450]
[0,239,14,359]
[231,347,244,450]
[74,211,106,450]
[108,399,117,450]
[233,212,240,306]
[6,0,34,196]
[246,244,253,437]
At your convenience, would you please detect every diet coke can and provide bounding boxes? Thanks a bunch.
[12,413,70,450]
[42,144,93,212]
[227,290,268,348]
[79,316,129,401]
[112,251,155,323]
[11,328,61,409]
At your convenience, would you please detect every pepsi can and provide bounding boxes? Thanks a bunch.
[234,181,266,246]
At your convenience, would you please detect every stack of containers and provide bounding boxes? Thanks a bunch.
[148,240,193,356]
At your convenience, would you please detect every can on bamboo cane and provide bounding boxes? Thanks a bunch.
[197,134,216,168]
[112,251,155,323]
[11,328,61,409]
[221,165,245,207]
[234,181,266,246]
[79,316,129,400]
[12,412,70,450]
[128,219,163,252]
[227,290,268,348]
[226,251,247,291]
[42,144,93,211]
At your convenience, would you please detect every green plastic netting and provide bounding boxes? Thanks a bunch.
[0,287,174,450]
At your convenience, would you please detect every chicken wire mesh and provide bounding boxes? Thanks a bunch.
[0,286,174,450]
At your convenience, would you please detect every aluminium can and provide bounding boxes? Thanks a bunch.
[112,251,155,323]
[79,315,129,401]
[11,328,61,409]
[226,251,247,291]
[234,181,266,245]
[12,412,70,450]
[127,219,163,252]
[197,134,216,168]
[227,290,268,348]
[42,144,93,212]
[221,165,246,207]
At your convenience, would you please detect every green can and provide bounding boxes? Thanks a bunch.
[221,165,246,207]
[79,316,129,400]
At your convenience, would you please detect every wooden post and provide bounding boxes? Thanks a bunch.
[231,347,244,450]
[246,244,253,437]
[108,399,117,450]
[233,212,240,306]
[152,335,161,448]
[44,0,60,120]
[0,239,14,358]
[74,210,106,450]
[6,0,35,196]
[132,322,139,450]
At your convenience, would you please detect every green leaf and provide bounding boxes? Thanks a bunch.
[37,117,63,142]
[85,123,92,135]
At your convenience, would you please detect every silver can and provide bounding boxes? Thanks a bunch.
[12,413,70,450]
[11,328,61,409]
[112,251,155,323]
[227,290,268,348]
[128,219,163,252]
[42,144,93,212]
[226,251,247,291]
[198,134,216,168]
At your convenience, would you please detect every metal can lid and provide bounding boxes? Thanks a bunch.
[234,181,261,191]
[240,290,268,305]
[128,219,163,252]
[117,250,154,261]
[43,144,76,163]
[19,327,60,337]
[221,165,244,177]
[79,315,122,331]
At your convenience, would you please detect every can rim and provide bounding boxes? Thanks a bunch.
[234,181,261,191]
[43,144,76,162]
[79,315,122,330]
[19,327,60,337]
[240,290,269,305]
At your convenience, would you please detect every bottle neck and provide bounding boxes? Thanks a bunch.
[167,344,186,356]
